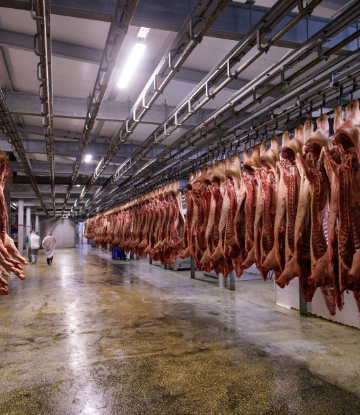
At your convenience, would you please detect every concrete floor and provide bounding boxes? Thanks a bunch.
[1,245,360,414]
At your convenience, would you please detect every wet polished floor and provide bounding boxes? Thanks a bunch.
[1,245,360,414]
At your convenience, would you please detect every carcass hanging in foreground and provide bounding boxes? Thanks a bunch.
[0,150,28,295]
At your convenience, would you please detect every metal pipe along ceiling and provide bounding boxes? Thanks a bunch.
[78,0,314,214]
[99,54,360,213]
[61,0,140,215]
[97,66,360,213]
[70,0,231,214]
[86,1,360,215]
[0,89,50,217]
[31,0,56,215]
[80,0,327,215]
[99,56,360,213]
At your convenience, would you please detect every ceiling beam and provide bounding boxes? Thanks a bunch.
[0,136,165,159]
[12,175,114,186]
[0,28,102,64]
[12,201,87,208]
[10,160,141,175]
[0,30,249,92]
[11,184,99,193]
[14,124,168,147]
[10,194,90,201]
[5,92,216,125]
[0,0,351,49]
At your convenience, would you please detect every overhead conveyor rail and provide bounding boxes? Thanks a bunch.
[99,53,360,212]
[95,60,360,213]
[85,1,360,215]
[71,0,231,214]
[78,0,306,213]
[0,89,50,216]
[81,0,334,214]
[31,0,56,215]
[61,0,140,215]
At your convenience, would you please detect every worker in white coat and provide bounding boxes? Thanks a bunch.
[27,230,41,264]
[42,232,56,266]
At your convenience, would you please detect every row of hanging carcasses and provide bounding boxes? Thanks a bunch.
[84,181,185,264]
[84,100,360,316]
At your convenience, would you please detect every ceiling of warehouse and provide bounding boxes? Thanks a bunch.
[0,0,354,216]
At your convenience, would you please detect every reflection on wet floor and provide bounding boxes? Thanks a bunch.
[1,245,360,414]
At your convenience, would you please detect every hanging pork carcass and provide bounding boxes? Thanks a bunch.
[83,101,360,316]
[85,181,185,266]
[0,150,28,295]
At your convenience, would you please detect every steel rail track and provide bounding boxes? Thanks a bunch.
[61,0,139,214]
[31,0,56,214]
[79,0,320,213]
[83,2,360,214]
[71,0,232,214]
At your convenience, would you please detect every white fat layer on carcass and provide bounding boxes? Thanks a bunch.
[243,167,263,269]
[262,167,287,271]
[333,100,360,160]
[333,105,344,134]
[310,148,339,285]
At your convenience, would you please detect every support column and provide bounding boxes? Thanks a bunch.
[35,214,39,233]
[4,189,10,236]
[218,273,225,288]
[190,256,195,279]
[299,283,307,316]
[26,207,31,261]
[148,255,152,265]
[229,270,236,291]
[18,200,24,256]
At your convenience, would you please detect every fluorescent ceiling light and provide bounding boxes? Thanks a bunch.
[137,27,150,41]
[84,154,92,162]
[118,43,146,89]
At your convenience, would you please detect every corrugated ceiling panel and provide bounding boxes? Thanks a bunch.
[50,14,110,50]
[51,56,98,98]
[184,36,238,73]
[5,48,40,93]
[0,8,36,35]
[53,118,85,133]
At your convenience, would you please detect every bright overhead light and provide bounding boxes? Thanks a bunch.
[76,184,80,187]
[84,154,92,162]
[137,27,150,41]
[118,43,146,89]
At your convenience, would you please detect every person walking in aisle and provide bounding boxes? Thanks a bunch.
[25,231,32,262]
[42,232,56,266]
[26,230,41,264]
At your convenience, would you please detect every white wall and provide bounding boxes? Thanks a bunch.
[275,276,360,329]
[275,278,300,310]
[39,217,76,248]
[307,290,360,329]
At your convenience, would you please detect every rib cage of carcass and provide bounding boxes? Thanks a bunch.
[0,150,28,296]
[83,100,360,316]
[84,181,185,265]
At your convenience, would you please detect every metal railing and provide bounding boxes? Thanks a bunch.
[71,0,232,213]
[61,0,140,214]
[83,0,360,214]
[94,66,360,214]
[88,37,360,213]
[78,0,324,214]
[31,0,55,214]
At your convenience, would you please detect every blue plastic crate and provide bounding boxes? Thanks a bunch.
[112,248,127,260]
